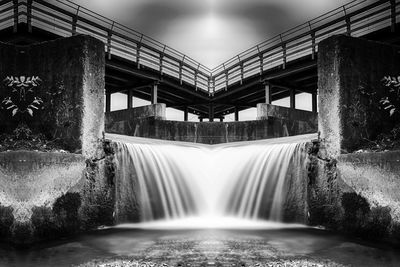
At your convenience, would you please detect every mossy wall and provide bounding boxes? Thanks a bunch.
[0,35,104,156]
[318,35,400,157]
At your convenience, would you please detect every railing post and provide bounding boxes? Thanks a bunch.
[259,55,264,75]
[225,72,228,91]
[343,6,351,36]
[136,44,141,69]
[194,70,198,91]
[106,35,112,60]
[13,0,18,33]
[240,62,244,84]
[311,32,316,60]
[179,62,183,85]
[159,55,163,75]
[72,6,80,36]
[27,0,32,33]
[282,43,287,69]
[390,0,396,32]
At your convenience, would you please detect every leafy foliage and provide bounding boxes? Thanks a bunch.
[380,76,400,117]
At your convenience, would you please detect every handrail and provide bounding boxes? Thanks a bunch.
[211,0,399,92]
[1,0,398,95]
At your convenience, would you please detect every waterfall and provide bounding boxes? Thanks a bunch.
[110,134,313,224]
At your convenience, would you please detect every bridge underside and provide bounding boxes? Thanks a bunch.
[1,22,400,120]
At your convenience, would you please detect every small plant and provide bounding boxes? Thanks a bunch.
[380,76,400,117]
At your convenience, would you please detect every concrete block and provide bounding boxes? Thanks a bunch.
[0,35,105,157]
[318,35,400,157]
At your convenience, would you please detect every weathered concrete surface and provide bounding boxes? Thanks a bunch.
[0,151,85,222]
[105,104,317,144]
[0,35,105,157]
[337,151,400,221]
[0,35,111,246]
[107,104,166,122]
[0,144,116,246]
[318,35,400,157]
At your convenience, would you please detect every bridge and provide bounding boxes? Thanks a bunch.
[0,0,399,121]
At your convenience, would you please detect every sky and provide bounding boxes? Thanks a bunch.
[71,0,355,120]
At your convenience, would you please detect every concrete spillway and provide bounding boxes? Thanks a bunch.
[108,133,315,224]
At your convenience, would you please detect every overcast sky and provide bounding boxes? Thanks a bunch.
[71,0,355,68]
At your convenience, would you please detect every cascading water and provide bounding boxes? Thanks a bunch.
[110,133,313,225]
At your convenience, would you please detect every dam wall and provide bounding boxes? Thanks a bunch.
[105,104,317,144]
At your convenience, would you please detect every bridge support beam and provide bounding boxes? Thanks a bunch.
[264,83,271,104]
[312,92,318,113]
[105,92,111,113]
[151,82,158,104]
[127,89,133,109]
[290,88,296,109]
[184,106,189,121]
[209,103,214,122]
[234,107,239,121]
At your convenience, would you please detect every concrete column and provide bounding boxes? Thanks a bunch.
[105,92,111,113]
[209,103,214,122]
[151,82,158,104]
[234,107,239,121]
[265,83,271,104]
[318,35,400,157]
[312,92,318,113]
[184,106,189,121]
[127,89,133,109]
[290,89,296,109]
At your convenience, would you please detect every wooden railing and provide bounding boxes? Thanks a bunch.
[211,0,400,94]
[1,0,399,96]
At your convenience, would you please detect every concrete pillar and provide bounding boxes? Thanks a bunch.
[265,83,271,104]
[151,82,158,104]
[290,88,296,109]
[184,106,189,121]
[234,107,239,121]
[0,35,105,158]
[127,89,133,109]
[105,92,111,113]
[209,103,214,122]
[318,35,400,157]
[312,92,318,113]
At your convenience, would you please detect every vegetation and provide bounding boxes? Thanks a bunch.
[357,76,400,152]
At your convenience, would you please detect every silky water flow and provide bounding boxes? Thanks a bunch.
[109,133,312,227]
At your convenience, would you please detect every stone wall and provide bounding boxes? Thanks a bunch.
[105,104,317,144]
